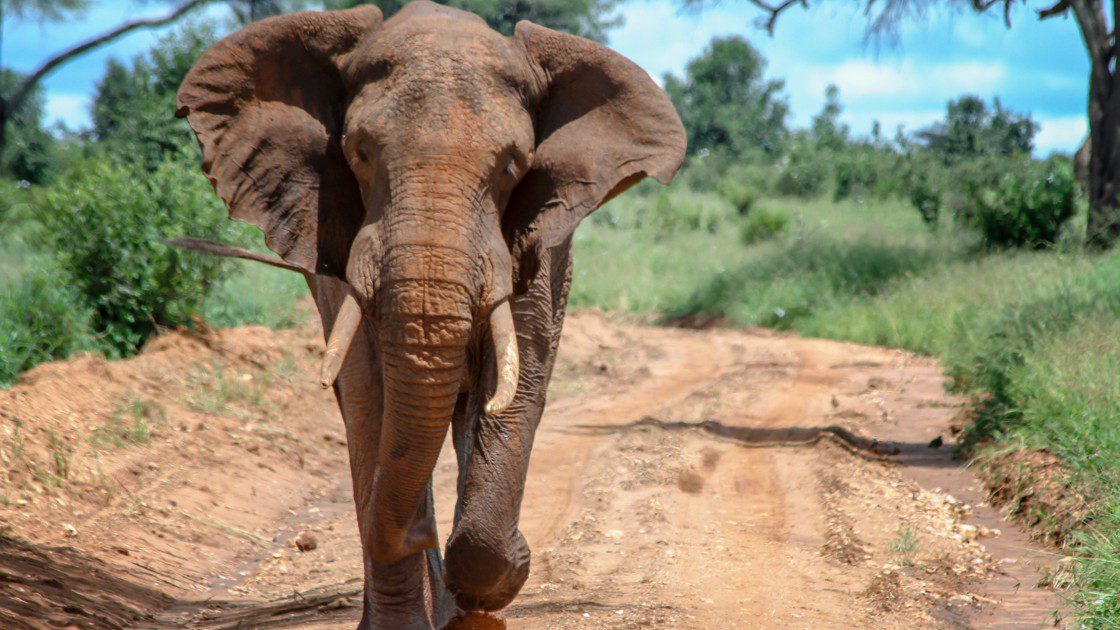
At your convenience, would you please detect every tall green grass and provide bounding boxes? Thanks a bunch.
[201,260,307,330]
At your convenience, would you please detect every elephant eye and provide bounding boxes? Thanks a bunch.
[355,147,369,164]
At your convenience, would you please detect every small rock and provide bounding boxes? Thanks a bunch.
[928,436,943,449]
[293,531,318,552]
[958,524,978,541]
[831,395,839,408]
[63,523,77,537]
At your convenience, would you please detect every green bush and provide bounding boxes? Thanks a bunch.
[0,266,95,386]
[718,176,758,216]
[775,143,828,198]
[907,171,942,227]
[740,208,787,243]
[833,155,875,201]
[594,186,734,234]
[39,152,238,354]
[832,148,906,201]
[957,157,1076,249]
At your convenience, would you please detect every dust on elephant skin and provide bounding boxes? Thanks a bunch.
[176,2,685,627]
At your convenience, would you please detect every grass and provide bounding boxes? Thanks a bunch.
[201,257,307,330]
[90,397,166,448]
[185,360,272,419]
[572,182,1120,625]
[890,524,920,564]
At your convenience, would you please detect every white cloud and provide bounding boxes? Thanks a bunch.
[44,94,91,131]
[795,59,1005,102]
[1034,115,1086,154]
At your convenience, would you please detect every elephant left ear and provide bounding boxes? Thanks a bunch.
[506,21,687,249]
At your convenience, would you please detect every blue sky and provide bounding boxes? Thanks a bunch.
[3,0,1089,153]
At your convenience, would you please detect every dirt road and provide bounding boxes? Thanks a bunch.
[0,310,1066,628]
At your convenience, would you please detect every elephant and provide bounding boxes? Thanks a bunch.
[174,2,685,627]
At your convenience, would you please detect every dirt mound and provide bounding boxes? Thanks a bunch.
[974,446,1093,548]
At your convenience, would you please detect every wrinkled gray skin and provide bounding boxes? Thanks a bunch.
[176,2,685,627]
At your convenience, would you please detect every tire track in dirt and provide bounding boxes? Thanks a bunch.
[0,312,1067,628]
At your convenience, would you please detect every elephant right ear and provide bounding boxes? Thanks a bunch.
[176,7,382,276]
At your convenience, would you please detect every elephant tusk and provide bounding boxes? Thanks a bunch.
[320,291,362,389]
[485,300,519,415]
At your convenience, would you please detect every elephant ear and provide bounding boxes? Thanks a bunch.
[176,7,382,276]
[506,21,686,250]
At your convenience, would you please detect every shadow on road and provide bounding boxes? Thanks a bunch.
[569,415,962,469]
[0,533,171,629]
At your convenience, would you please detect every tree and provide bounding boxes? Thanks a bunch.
[92,25,217,167]
[3,0,86,21]
[810,84,850,152]
[0,69,53,182]
[664,35,789,158]
[916,95,1037,163]
[0,0,212,152]
[327,0,620,42]
[708,0,1120,248]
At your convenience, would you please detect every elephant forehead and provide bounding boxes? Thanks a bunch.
[346,12,530,102]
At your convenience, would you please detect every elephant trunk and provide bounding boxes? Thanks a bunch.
[369,275,472,564]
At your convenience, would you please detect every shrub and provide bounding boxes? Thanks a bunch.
[956,157,1076,249]
[740,208,787,244]
[0,266,95,386]
[39,152,238,354]
[718,173,758,216]
[833,148,906,202]
[594,187,734,234]
[833,156,874,202]
[908,172,942,227]
[775,142,828,198]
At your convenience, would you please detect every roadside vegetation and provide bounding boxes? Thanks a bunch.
[0,5,1116,626]
[571,36,1118,624]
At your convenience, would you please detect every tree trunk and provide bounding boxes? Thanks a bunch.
[1087,54,1120,248]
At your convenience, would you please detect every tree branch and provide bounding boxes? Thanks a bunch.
[2,0,212,123]
[1038,0,1072,19]
[746,0,806,34]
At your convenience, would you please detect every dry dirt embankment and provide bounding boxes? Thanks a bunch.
[0,310,1065,628]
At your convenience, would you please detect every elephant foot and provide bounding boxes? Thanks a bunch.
[443,529,531,612]
[360,547,458,629]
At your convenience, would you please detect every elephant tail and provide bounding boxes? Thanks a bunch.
[165,236,307,276]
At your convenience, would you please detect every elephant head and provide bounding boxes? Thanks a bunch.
[177,0,683,588]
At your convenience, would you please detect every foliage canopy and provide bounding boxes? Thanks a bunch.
[664,35,789,158]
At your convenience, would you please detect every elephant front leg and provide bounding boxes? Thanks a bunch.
[443,252,569,613]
